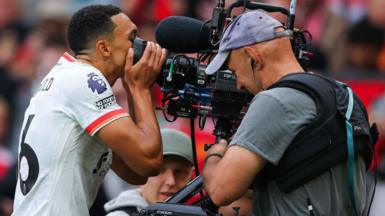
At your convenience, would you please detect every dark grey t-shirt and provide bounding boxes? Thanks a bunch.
[230,87,367,216]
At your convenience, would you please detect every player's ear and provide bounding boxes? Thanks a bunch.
[96,39,111,57]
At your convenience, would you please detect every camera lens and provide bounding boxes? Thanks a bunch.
[133,37,147,64]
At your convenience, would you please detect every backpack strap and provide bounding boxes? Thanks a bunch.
[340,82,358,215]
[262,72,340,190]
[260,72,373,195]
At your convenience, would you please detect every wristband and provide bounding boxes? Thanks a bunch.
[204,153,223,163]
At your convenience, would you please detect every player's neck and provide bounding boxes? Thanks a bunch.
[76,54,119,86]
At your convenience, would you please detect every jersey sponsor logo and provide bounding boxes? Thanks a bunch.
[87,72,107,94]
[95,95,117,110]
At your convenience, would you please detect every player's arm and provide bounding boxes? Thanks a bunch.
[202,141,266,206]
[98,42,166,178]
[109,43,163,183]
[111,152,147,185]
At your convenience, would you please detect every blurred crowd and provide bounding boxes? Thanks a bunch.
[0,0,385,215]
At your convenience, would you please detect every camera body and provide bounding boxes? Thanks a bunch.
[132,1,311,215]
[134,36,252,125]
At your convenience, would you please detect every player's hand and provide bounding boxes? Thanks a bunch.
[124,41,166,89]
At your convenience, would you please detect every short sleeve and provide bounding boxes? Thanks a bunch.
[230,87,317,165]
[62,67,129,136]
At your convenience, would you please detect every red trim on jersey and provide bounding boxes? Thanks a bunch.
[86,109,128,135]
[63,52,75,62]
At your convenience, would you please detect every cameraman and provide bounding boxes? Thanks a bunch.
[202,11,372,215]
[12,5,166,216]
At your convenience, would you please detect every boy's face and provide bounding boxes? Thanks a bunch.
[140,155,193,203]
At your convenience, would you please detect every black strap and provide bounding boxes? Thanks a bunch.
[267,72,338,145]
[370,123,379,145]
[263,73,339,181]
[259,72,374,193]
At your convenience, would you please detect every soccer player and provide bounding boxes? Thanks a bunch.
[12,5,166,216]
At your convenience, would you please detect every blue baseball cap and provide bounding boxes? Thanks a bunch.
[205,11,290,75]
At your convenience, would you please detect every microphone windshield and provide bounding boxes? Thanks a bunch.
[155,16,213,53]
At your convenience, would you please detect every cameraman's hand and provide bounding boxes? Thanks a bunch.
[124,41,166,89]
[207,139,228,156]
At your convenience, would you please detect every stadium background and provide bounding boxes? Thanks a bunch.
[0,0,384,215]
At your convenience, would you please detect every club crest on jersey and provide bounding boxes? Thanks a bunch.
[87,72,107,94]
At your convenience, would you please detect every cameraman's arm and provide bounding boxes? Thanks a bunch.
[98,42,167,178]
[203,143,266,206]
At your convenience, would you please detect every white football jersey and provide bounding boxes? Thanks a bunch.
[12,53,129,216]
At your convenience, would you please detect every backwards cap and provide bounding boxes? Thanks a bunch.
[206,10,289,75]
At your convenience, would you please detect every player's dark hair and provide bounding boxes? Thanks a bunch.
[67,4,122,54]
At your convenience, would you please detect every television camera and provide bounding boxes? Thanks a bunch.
[132,0,312,215]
